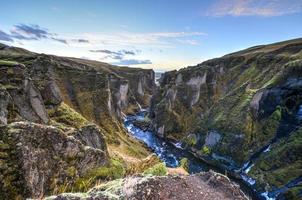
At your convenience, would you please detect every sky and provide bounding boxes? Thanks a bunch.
[1,0,302,71]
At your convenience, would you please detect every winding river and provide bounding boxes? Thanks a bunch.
[124,108,302,200]
[124,110,263,200]
[124,110,208,173]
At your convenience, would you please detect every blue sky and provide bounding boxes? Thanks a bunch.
[1,0,302,71]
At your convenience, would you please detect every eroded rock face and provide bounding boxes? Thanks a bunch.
[186,73,207,107]
[0,122,108,199]
[0,43,155,127]
[149,39,302,195]
[0,90,10,124]
[74,125,107,152]
[0,62,50,124]
[45,171,249,200]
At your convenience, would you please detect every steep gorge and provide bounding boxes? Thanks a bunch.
[150,38,302,198]
[0,38,301,200]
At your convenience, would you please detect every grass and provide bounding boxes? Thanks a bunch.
[143,163,168,176]
[48,102,89,129]
[53,158,126,194]
[0,60,18,66]
[201,146,211,155]
[180,158,189,172]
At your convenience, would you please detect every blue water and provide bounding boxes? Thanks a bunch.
[124,110,207,174]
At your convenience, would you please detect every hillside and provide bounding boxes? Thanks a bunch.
[0,43,158,199]
[150,38,302,198]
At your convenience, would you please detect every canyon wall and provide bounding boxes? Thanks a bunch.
[0,43,155,198]
[150,38,302,196]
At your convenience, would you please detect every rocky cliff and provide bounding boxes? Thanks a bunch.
[0,43,155,199]
[150,38,302,197]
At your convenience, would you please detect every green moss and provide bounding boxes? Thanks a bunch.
[72,158,125,192]
[0,126,28,199]
[0,60,18,66]
[180,158,189,172]
[0,83,19,90]
[66,166,77,177]
[249,128,302,190]
[262,107,282,136]
[183,134,197,146]
[143,163,168,176]
[201,145,211,155]
[48,102,89,129]
[209,84,257,134]
[87,159,125,180]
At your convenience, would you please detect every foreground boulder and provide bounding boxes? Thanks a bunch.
[46,171,249,200]
[0,122,108,199]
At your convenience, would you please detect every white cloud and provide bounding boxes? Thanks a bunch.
[75,31,206,48]
[207,0,302,17]
[177,39,200,45]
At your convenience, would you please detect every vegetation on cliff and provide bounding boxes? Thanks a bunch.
[0,43,158,199]
[150,38,302,197]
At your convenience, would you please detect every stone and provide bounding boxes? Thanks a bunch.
[46,171,249,200]
[0,122,108,199]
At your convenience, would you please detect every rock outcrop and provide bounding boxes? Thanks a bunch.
[150,38,302,196]
[0,62,49,124]
[0,43,155,145]
[46,171,249,200]
[0,122,107,199]
[0,45,155,125]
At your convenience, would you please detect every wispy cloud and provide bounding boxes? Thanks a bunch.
[111,59,152,65]
[73,39,90,43]
[0,30,13,42]
[81,31,206,47]
[177,39,200,45]
[90,49,142,61]
[90,49,137,55]
[207,0,302,17]
[89,48,151,65]
[51,37,68,44]
[10,24,52,40]
[0,24,91,45]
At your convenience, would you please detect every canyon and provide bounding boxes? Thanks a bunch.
[0,38,301,200]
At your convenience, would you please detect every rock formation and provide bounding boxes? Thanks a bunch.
[46,171,249,200]
[0,122,107,199]
[150,38,302,197]
[0,43,155,199]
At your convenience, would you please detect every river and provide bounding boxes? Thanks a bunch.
[124,110,208,173]
[123,110,266,200]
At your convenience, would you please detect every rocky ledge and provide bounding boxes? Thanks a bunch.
[46,171,249,200]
